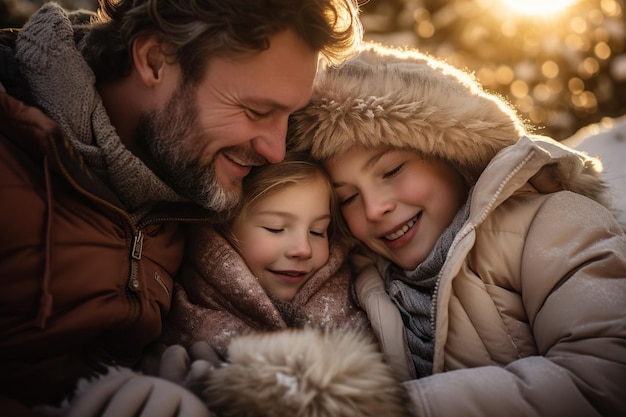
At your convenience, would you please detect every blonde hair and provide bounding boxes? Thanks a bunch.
[219,151,347,248]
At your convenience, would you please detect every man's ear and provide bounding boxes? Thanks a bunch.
[133,34,165,87]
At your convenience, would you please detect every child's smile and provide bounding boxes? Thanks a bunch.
[326,147,467,270]
[383,213,421,242]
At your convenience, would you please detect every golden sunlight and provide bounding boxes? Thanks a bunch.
[498,0,577,16]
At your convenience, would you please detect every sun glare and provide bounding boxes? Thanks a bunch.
[498,0,577,16]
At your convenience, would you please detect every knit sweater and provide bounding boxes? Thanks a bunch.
[13,3,184,215]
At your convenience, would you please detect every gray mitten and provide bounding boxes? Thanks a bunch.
[158,342,224,399]
[63,367,211,417]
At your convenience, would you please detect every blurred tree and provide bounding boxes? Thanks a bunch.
[360,0,626,139]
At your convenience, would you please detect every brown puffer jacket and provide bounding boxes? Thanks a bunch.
[0,90,213,408]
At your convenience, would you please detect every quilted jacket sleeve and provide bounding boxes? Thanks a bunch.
[404,192,626,417]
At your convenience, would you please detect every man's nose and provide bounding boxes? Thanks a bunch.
[251,119,288,164]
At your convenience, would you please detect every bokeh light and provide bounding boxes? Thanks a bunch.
[361,0,626,139]
[494,0,577,17]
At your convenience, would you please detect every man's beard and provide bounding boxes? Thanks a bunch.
[136,85,242,212]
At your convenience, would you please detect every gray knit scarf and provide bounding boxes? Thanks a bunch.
[381,193,471,378]
[14,3,184,217]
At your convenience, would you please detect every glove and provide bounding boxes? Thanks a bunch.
[158,342,224,399]
[159,342,223,384]
[65,367,211,417]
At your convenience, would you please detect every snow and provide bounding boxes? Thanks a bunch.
[611,55,626,81]
[276,372,299,397]
[563,115,626,230]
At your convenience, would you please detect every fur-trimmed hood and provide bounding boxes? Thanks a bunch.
[289,42,605,202]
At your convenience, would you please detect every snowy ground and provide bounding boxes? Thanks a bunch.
[564,116,626,230]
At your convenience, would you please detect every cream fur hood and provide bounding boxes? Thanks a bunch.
[289,42,606,205]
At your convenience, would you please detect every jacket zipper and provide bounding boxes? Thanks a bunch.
[52,170,143,294]
[49,138,215,326]
[430,152,536,371]
[128,230,144,291]
[50,140,208,283]
[47,143,156,317]
[52,186,142,325]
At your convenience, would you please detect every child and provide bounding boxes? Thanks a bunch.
[289,42,626,417]
[161,151,370,358]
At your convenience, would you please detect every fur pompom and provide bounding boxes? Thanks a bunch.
[201,328,410,417]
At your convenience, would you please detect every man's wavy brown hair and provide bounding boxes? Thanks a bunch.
[83,0,362,85]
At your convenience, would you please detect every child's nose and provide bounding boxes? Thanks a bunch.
[364,194,394,222]
[286,235,313,259]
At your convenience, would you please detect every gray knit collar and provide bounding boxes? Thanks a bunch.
[15,3,184,214]
[379,191,471,378]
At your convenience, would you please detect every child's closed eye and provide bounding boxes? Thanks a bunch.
[383,163,405,178]
[339,194,357,206]
[263,227,284,234]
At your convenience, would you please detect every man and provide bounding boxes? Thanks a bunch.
[0,0,362,415]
